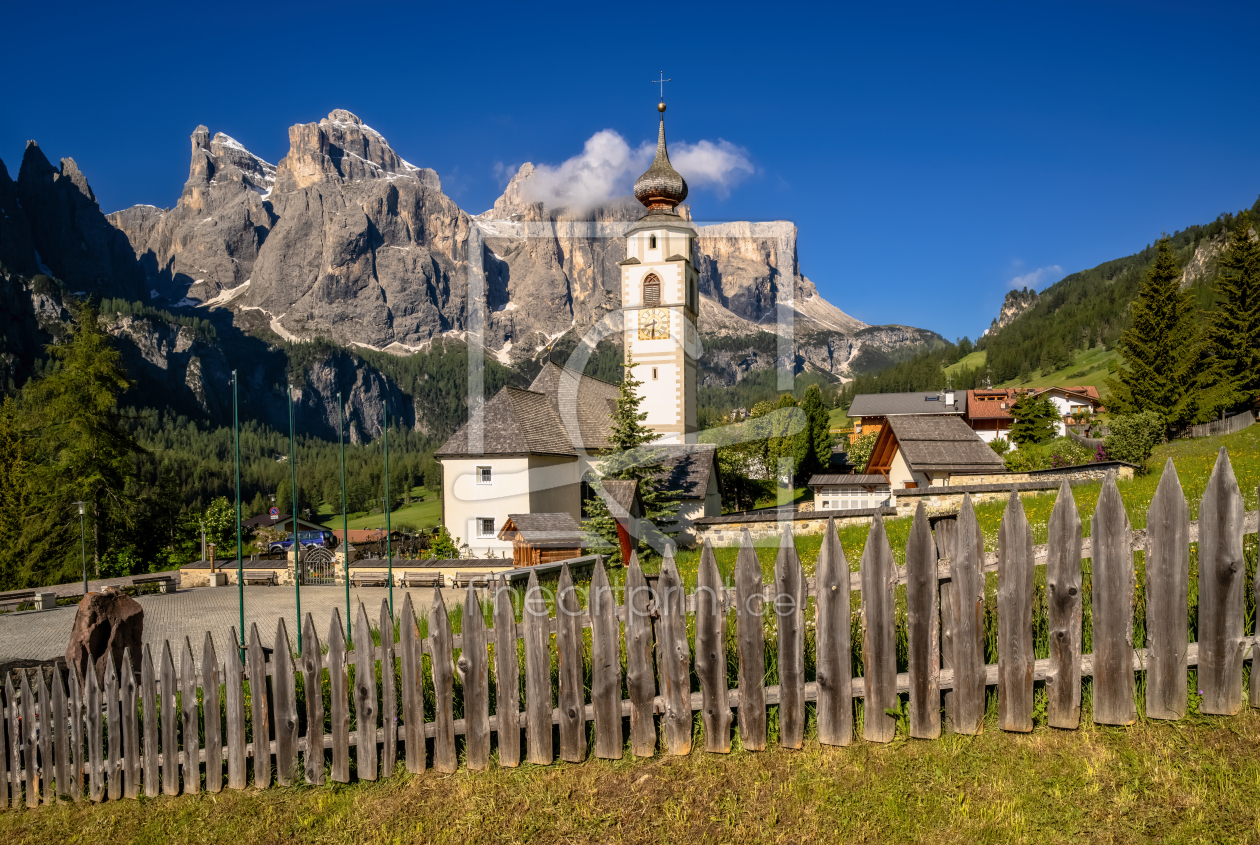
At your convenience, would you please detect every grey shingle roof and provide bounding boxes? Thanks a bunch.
[807,474,890,487]
[847,391,967,417]
[529,362,620,451]
[599,480,642,518]
[435,387,576,457]
[653,444,717,499]
[887,415,1006,473]
[500,513,583,546]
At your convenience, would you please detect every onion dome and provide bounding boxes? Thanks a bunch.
[633,103,688,212]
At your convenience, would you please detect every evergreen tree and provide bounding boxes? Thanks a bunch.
[1202,212,1260,415]
[1009,393,1060,446]
[1106,236,1202,432]
[582,355,679,561]
[20,304,143,576]
[799,384,832,476]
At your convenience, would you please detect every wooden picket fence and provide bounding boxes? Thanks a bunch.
[1,448,1258,808]
[1187,410,1256,439]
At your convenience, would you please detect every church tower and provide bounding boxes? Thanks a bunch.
[622,101,699,444]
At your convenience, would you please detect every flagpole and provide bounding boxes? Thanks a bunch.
[289,382,302,653]
[383,404,393,616]
[233,370,244,664]
[339,391,351,648]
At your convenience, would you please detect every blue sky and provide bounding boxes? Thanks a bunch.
[3,1,1258,341]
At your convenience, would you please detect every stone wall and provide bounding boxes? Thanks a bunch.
[695,507,897,546]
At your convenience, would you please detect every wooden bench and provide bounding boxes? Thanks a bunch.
[350,570,390,587]
[242,572,277,586]
[131,574,176,593]
[400,571,443,589]
[0,590,36,609]
[452,572,495,589]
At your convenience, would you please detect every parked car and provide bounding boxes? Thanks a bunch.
[268,530,333,554]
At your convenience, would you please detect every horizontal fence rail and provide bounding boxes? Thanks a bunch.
[1,451,1258,807]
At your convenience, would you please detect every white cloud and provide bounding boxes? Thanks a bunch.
[1008,264,1063,289]
[519,130,754,211]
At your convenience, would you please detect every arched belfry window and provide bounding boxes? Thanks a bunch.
[649,234,657,249]
[642,274,661,306]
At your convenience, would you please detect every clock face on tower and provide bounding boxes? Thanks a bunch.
[638,308,670,340]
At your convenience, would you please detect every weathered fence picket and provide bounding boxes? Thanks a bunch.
[247,624,270,788]
[37,669,52,805]
[300,614,325,785]
[815,517,853,746]
[461,586,491,771]
[121,648,139,799]
[51,666,69,801]
[949,495,986,735]
[1145,460,1188,720]
[3,462,1260,810]
[224,630,247,789]
[775,529,806,750]
[625,554,657,757]
[86,666,102,802]
[379,601,397,778]
[735,530,767,751]
[695,542,731,753]
[556,563,586,763]
[140,646,159,796]
[105,655,120,800]
[998,491,1034,733]
[1046,480,1082,728]
[399,595,424,775]
[6,676,20,808]
[326,613,350,784]
[430,587,457,774]
[22,672,38,807]
[590,558,624,759]
[1092,475,1136,726]
[180,639,199,796]
[861,513,897,743]
[352,605,377,781]
[203,634,222,793]
[273,619,298,786]
[1197,448,1245,715]
[659,552,691,757]
[523,571,552,764]
[905,504,939,739]
[492,575,522,767]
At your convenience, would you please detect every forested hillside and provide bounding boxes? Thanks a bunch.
[979,197,1260,382]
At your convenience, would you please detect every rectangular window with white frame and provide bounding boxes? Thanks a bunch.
[476,465,492,484]
[476,517,496,538]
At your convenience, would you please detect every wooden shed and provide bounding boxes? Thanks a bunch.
[497,513,584,568]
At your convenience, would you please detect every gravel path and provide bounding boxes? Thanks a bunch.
[0,585,432,671]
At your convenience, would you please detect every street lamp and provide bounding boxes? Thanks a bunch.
[73,501,87,593]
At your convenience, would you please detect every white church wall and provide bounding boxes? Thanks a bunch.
[442,455,579,557]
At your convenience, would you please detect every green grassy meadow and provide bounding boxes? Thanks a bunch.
[1,428,1257,844]
[316,487,441,532]
[943,346,1120,399]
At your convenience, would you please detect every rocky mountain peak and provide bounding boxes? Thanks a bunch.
[272,109,435,193]
[984,287,1039,336]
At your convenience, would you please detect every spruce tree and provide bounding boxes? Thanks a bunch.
[1202,212,1260,415]
[582,353,678,561]
[799,384,833,476]
[1009,393,1060,445]
[19,303,143,579]
[1106,235,1201,432]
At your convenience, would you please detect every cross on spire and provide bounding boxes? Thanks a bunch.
[651,71,671,100]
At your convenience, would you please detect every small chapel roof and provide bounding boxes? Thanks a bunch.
[435,386,575,457]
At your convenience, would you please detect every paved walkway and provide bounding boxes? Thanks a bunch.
[0,585,432,670]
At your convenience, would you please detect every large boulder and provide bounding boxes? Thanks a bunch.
[65,590,144,682]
